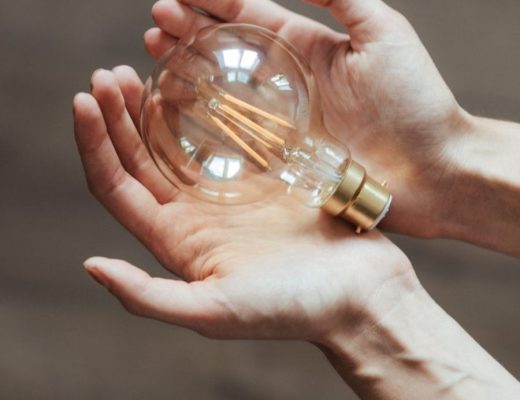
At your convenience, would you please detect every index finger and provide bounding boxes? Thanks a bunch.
[73,92,162,247]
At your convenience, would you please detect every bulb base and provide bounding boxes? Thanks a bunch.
[322,160,392,232]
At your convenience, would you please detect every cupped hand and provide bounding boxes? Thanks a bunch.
[73,67,415,341]
[144,0,471,237]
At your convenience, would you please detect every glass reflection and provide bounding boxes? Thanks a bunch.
[214,48,261,84]
[271,73,292,91]
[203,154,243,180]
[179,136,196,155]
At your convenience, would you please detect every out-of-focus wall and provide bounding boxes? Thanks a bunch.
[0,1,518,399]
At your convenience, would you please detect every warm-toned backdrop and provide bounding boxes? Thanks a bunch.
[1,1,519,399]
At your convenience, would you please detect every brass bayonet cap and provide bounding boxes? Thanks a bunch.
[322,160,392,231]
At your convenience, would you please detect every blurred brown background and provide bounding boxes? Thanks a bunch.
[1,0,519,399]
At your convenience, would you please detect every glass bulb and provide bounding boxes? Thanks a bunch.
[140,23,391,231]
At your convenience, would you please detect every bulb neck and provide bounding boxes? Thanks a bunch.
[321,160,392,232]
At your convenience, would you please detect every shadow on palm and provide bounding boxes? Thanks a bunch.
[151,185,357,282]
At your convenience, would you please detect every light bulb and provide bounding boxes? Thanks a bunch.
[140,23,391,231]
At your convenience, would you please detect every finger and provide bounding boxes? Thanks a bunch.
[84,257,222,333]
[73,92,162,243]
[151,0,216,39]
[144,27,177,60]
[110,66,179,202]
[111,65,144,129]
[178,0,290,32]
[90,69,176,203]
[305,0,408,46]
[177,0,345,59]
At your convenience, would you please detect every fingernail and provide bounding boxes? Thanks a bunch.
[84,257,110,288]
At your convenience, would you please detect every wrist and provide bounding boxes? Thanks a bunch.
[314,279,520,400]
[314,257,422,353]
[379,106,473,240]
[434,113,520,255]
[443,114,520,186]
[314,284,447,399]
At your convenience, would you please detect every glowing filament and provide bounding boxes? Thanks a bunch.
[209,115,270,170]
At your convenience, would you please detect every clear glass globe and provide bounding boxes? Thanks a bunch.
[140,23,351,207]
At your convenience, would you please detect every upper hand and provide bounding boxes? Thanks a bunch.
[144,0,471,238]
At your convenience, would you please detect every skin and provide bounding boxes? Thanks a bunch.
[144,0,467,239]
[142,0,520,254]
[73,68,414,340]
[73,0,520,398]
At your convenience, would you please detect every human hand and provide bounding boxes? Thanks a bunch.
[144,0,470,238]
[73,67,416,341]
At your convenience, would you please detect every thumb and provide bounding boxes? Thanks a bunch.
[84,257,221,334]
[304,0,408,46]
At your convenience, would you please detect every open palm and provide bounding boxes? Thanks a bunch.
[73,63,412,341]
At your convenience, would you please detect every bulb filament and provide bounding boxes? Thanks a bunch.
[199,84,295,170]
[208,113,271,169]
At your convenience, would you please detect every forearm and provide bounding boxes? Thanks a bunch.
[437,114,520,256]
[316,283,520,400]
